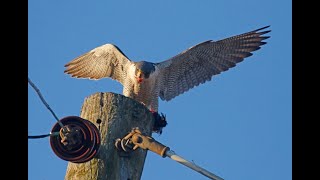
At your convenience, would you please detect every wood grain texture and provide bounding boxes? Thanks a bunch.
[65,92,154,180]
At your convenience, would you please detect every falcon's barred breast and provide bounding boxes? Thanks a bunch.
[64,26,271,112]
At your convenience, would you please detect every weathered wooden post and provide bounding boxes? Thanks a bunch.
[64,92,155,180]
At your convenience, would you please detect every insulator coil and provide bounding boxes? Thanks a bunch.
[50,116,101,163]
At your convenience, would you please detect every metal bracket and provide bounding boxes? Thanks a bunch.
[115,128,169,157]
[115,127,224,180]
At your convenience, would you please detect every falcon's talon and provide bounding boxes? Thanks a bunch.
[152,112,167,134]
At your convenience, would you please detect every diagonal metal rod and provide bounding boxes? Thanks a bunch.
[28,77,64,129]
[165,150,224,180]
[118,129,224,180]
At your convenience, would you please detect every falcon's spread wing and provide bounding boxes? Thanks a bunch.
[64,44,132,85]
[157,26,271,101]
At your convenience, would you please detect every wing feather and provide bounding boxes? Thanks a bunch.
[64,44,132,84]
[157,26,271,101]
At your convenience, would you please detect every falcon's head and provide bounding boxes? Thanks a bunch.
[134,61,155,83]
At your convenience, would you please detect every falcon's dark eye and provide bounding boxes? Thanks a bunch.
[135,61,155,79]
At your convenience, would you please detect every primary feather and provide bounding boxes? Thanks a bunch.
[65,26,271,111]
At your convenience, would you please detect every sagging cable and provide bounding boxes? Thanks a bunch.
[28,132,60,139]
[28,76,67,138]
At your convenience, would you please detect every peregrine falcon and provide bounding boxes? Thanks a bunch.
[64,26,271,112]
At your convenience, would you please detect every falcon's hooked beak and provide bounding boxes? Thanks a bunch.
[136,70,144,83]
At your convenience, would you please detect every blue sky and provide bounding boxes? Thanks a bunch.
[28,1,291,180]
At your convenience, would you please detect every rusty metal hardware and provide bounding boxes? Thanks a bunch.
[50,116,101,163]
[115,128,169,157]
[115,128,223,180]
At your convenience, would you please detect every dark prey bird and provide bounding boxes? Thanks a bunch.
[64,26,271,112]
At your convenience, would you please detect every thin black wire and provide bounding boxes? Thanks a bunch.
[28,77,64,128]
[28,132,60,139]
[28,134,51,139]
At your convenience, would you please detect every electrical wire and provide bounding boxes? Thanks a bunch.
[28,76,67,138]
[28,132,60,139]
